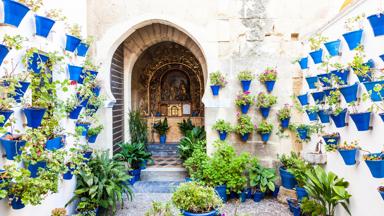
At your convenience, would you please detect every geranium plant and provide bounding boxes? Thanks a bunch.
[277,104,291,120]
[212,119,232,133]
[234,114,254,135]
[237,70,254,81]
[256,120,273,134]
[235,91,255,106]
[209,71,227,87]
[258,67,277,82]
[256,92,277,108]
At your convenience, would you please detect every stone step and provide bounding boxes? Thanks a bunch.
[140,167,187,181]
[147,144,180,157]
[132,181,182,193]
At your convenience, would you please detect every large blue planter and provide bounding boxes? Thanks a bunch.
[297,94,308,106]
[264,80,276,92]
[88,134,98,143]
[182,210,218,216]
[69,105,83,120]
[253,191,264,202]
[0,133,26,160]
[240,133,250,142]
[65,34,82,52]
[63,165,75,180]
[11,197,25,210]
[279,167,297,189]
[317,73,331,87]
[210,85,220,96]
[343,29,363,50]
[367,14,384,37]
[298,57,308,70]
[214,185,227,202]
[330,109,347,128]
[28,161,47,178]
[77,43,89,57]
[240,103,250,114]
[365,154,384,178]
[322,134,340,145]
[160,135,167,144]
[350,112,371,131]
[218,131,227,140]
[76,123,90,136]
[245,187,252,199]
[306,110,318,121]
[296,187,308,201]
[323,88,336,97]
[338,149,357,165]
[35,15,55,37]
[317,110,330,123]
[292,204,301,216]
[241,80,251,92]
[259,107,271,118]
[324,40,341,56]
[340,83,358,103]
[259,132,271,142]
[280,118,290,129]
[239,191,246,203]
[129,169,141,182]
[364,80,384,101]
[311,91,325,104]
[13,81,30,103]
[0,110,13,127]
[305,76,318,89]
[45,137,63,151]
[0,44,10,66]
[68,65,83,82]
[331,69,349,85]
[296,128,308,140]
[28,52,49,74]
[23,107,46,128]
[3,0,30,27]
[309,49,323,64]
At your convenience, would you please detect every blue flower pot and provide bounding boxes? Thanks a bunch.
[367,14,384,37]
[77,94,89,107]
[65,34,82,52]
[338,149,357,165]
[229,191,238,199]
[322,135,340,145]
[305,76,318,89]
[69,105,83,120]
[0,133,26,160]
[245,187,252,199]
[330,109,347,128]
[324,39,341,56]
[297,94,308,106]
[292,204,301,216]
[63,165,75,180]
[279,167,297,189]
[182,210,218,216]
[240,133,250,142]
[311,91,325,104]
[317,73,331,87]
[365,154,384,178]
[323,88,336,97]
[240,103,250,114]
[260,132,271,142]
[28,52,49,74]
[239,191,247,203]
[343,29,363,50]
[83,151,93,160]
[379,113,384,122]
[3,0,30,27]
[298,57,308,70]
[0,44,10,66]
[340,83,358,103]
[28,161,47,178]
[350,112,371,131]
[287,199,295,212]
[23,107,46,128]
[273,185,280,197]
[309,49,323,64]
[253,191,264,202]
[93,86,101,97]
[160,135,166,144]
[0,109,13,127]
[357,73,372,83]
[68,65,83,82]
[77,43,89,57]
[11,197,25,210]
[129,169,141,181]
[259,107,271,118]
[13,81,30,103]
[264,80,276,92]
[380,54,384,63]
[45,137,63,151]
[88,134,98,143]
[296,187,308,201]
[306,110,318,121]
[241,80,251,92]
[280,118,290,129]
[215,185,227,202]
[331,69,349,85]
[297,128,308,140]
[364,80,384,101]
[140,160,148,170]
[210,85,220,96]
[218,131,227,140]
[34,15,55,37]
[317,110,330,123]
[76,123,90,136]
[86,104,99,115]
[379,190,384,200]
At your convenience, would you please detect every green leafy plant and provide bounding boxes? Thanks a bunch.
[344,13,365,31]
[338,140,359,151]
[301,198,327,216]
[3,34,25,50]
[348,46,371,78]
[209,71,227,87]
[237,70,254,81]
[145,201,175,216]
[18,0,43,12]
[128,110,148,144]
[305,105,319,114]
[249,160,276,193]
[46,9,67,21]
[51,208,67,216]
[256,120,273,134]
[256,92,277,108]
[87,124,103,137]
[287,157,312,187]
[212,119,232,133]
[235,91,255,106]
[153,118,170,136]
[178,127,206,160]
[67,23,82,38]
[289,123,324,141]
[308,34,328,50]
[178,118,195,136]
[277,104,291,120]
[258,67,277,82]
[113,142,152,169]
[183,148,209,180]
[234,114,254,135]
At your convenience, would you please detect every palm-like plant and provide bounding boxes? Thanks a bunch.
[129,110,148,144]
[113,142,152,169]
[303,166,351,216]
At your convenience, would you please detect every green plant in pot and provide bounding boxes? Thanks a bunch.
[153,118,170,144]
[129,110,148,144]
[209,70,227,95]
[114,142,152,170]
[212,119,232,140]
[348,46,372,82]
[277,104,291,129]
[183,147,209,181]
[249,160,276,202]
[287,157,312,201]
[256,120,273,143]
[86,124,103,143]
[178,118,195,136]
[234,114,254,142]
[235,91,255,114]
[237,70,254,91]
[145,201,175,216]
[172,182,222,216]
[256,92,277,118]
[178,127,206,161]
[259,67,277,92]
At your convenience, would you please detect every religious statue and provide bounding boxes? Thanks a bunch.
[178,80,188,101]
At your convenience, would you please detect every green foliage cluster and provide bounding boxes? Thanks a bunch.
[129,110,148,144]
[256,92,277,108]
[178,118,195,136]
[209,71,227,87]
[153,118,170,136]
[212,119,232,133]
[178,127,206,161]
[114,142,152,169]
[234,114,254,135]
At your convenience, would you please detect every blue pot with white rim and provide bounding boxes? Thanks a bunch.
[317,109,330,123]
[13,81,30,103]
[297,94,308,106]
[364,80,384,101]
[324,39,341,56]
[0,133,26,160]
[340,83,358,103]
[350,112,371,131]
[331,69,349,85]
[330,109,347,128]
[241,80,251,92]
[342,29,363,50]
[65,34,82,52]
[298,57,308,70]
[309,49,323,64]
[367,13,384,37]
[311,91,325,104]
[28,52,49,74]
[0,109,13,127]
[305,76,318,89]
[3,0,30,27]
[34,15,55,37]
[23,107,47,128]
[0,44,10,66]
[317,73,331,87]
[365,153,384,178]
[210,85,220,96]
[77,43,90,57]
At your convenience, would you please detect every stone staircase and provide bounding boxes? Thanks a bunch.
[147,143,179,157]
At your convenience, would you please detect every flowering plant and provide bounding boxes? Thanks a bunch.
[277,104,291,120]
[338,140,359,150]
[237,70,254,81]
[209,71,227,87]
[256,120,273,134]
[235,91,255,106]
[256,93,277,108]
[234,114,254,135]
[258,67,277,82]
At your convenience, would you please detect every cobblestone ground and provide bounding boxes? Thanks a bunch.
[116,193,291,216]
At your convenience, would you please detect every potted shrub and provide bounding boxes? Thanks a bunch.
[234,114,254,142]
[259,67,277,92]
[308,34,327,64]
[364,152,384,178]
[65,24,82,52]
[0,96,15,128]
[292,123,323,141]
[343,14,365,50]
[338,140,359,166]
[83,58,100,81]
[77,36,94,57]
[65,95,83,120]
[212,119,232,141]
[277,104,291,129]
[288,157,311,201]
[178,127,206,161]
[378,186,384,200]
[305,105,319,121]
[249,162,276,202]
[330,108,347,128]
[0,34,25,66]
[324,39,341,57]
[3,0,31,27]
[305,76,318,89]
[322,132,340,146]
[153,118,170,144]
[297,93,308,106]
[172,182,222,216]
[256,120,273,143]
[235,91,255,114]
[87,125,103,143]
[296,57,308,70]
[367,13,384,37]
[278,152,299,189]
[0,133,26,160]
[23,48,50,74]
[256,92,277,118]
[76,116,92,137]
[41,118,65,151]
[330,63,350,86]
[209,71,226,96]
[237,70,254,92]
